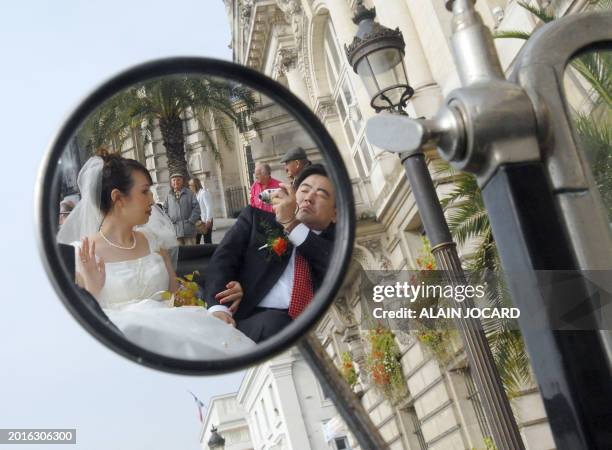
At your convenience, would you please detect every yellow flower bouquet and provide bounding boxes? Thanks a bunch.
[161,271,207,308]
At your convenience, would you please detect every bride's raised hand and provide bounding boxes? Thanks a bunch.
[78,237,105,297]
[215,280,243,314]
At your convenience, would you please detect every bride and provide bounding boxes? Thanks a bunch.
[57,150,255,359]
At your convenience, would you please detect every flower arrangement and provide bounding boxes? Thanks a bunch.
[257,220,290,259]
[366,327,406,402]
[412,238,457,365]
[411,237,443,326]
[162,271,206,307]
[415,236,436,271]
[340,352,358,388]
[416,329,454,365]
[471,436,497,450]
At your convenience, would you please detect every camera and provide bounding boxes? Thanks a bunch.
[259,188,281,204]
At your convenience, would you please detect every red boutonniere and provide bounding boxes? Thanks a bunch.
[257,220,290,259]
[270,236,288,256]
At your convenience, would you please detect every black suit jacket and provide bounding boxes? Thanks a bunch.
[204,206,334,321]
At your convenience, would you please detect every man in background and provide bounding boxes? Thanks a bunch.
[189,176,214,244]
[249,162,281,213]
[280,147,311,187]
[164,173,200,245]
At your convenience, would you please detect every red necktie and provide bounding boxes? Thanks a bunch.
[288,253,314,319]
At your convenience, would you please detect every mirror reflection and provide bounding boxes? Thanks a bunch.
[54,74,335,359]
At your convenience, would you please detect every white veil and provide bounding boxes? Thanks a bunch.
[57,156,179,254]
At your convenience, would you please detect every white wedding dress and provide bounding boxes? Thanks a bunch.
[73,231,255,360]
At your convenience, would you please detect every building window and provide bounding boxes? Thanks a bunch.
[398,405,427,450]
[323,18,375,179]
[334,436,352,450]
[268,384,280,417]
[319,380,332,401]
[253,410,263,442]
[260,398,271,433]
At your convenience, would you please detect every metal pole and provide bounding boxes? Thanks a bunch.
[298,333,389,450]
[400,152,525,450]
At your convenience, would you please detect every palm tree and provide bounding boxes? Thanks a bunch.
[79,75,258,177]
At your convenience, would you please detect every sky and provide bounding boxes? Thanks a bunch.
[0,2,249,449]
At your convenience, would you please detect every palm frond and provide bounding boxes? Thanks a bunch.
[574,113,612,216]
[589,0,612,11]
[517,1,555,23]
[490,331,533,396]
[570,52,612,108]
[493,30,532,40]
[446,208,490,246]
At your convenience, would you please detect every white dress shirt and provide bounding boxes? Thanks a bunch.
[209,223,315,316]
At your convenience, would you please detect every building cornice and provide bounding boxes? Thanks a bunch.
[244,1,287,70]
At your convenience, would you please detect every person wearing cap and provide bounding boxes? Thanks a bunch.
[163,173,200,245]
[249,162,282,213]
[205,164,335,343]
[280,146,311,186]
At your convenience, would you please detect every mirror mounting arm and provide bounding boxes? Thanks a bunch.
[298,333,389,450]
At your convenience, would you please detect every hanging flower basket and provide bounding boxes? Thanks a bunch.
[340,351,358,388]
[365,327,407,403]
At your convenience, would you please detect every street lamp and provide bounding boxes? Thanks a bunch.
[344,0,413,113]
[346,3,525,450]
[207,426,225,450]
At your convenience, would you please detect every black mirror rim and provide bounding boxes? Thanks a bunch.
[35,56,355,375]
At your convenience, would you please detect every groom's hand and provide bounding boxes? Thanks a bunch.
[216,281,243,314]
[212,311,236,327]
[272,183,299,231]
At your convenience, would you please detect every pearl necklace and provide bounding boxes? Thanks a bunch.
[99,229,137,250]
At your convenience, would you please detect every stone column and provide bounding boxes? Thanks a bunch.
[325,0,376,121]
[371,0,443,117]
[275,48,311,106]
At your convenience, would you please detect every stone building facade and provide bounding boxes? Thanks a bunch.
[201,393,254,450]
[220,0,601,449]
[201,350,350,450]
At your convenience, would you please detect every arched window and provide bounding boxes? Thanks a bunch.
[323,19,375,180]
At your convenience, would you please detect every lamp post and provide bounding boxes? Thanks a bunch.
[207,426,225,450]
[345,2,524,450]
[345,2,413,113]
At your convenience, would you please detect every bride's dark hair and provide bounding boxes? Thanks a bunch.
[95,148,153,214]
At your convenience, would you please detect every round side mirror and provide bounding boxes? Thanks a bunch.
[37,57,355,374]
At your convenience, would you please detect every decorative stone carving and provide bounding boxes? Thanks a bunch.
[240,1,254,55]
[275,0,302,37]
[359,237,393,270]
[333,296,358,328]
[273,0,318,104]
[240,0,253,26]
[273,47,298,78]
[276,0,301,15]
[297,14,316,104]
[315,99,337,122]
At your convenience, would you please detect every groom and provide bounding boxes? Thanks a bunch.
[204,164,336,343]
